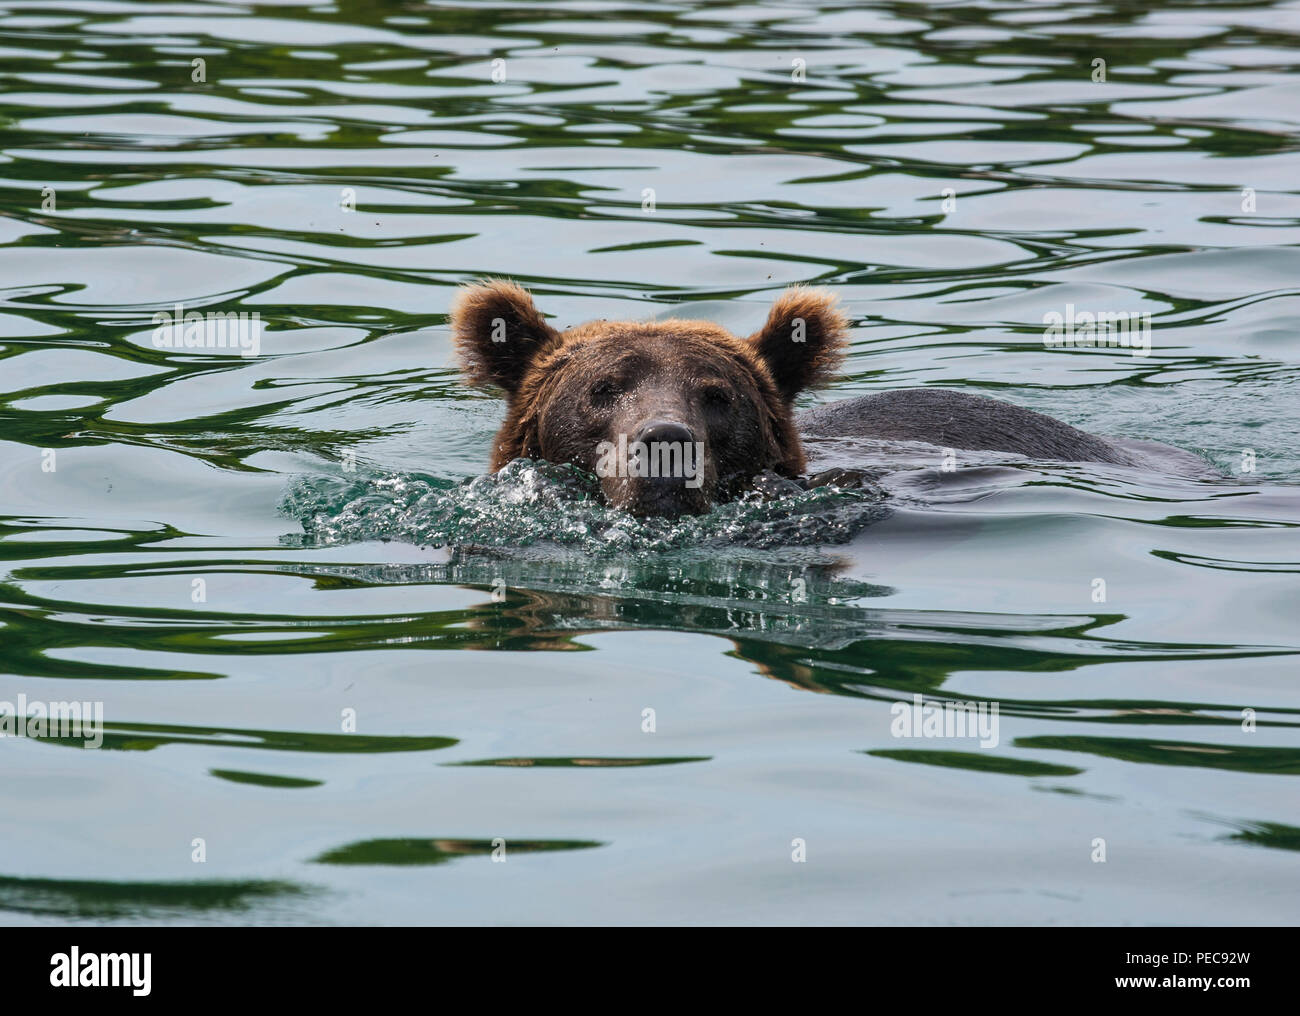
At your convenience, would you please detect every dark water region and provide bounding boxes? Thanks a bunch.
[0,0,1298,925]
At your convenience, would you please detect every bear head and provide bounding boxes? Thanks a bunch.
[451,280,847,518]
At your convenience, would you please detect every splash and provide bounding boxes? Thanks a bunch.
[281,459,891,553]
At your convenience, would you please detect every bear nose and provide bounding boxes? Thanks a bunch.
[634,420,695,447]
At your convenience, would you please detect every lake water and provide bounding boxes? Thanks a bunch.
[1,0,1298,925]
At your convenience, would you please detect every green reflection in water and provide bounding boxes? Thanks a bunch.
[0,875,310,919]
[39,721,456,754]
[210,768,324,788]
[1224,821,1300,852]
[1016,736,1300,775]
[313,838,604,866]
[866,749,1083,778]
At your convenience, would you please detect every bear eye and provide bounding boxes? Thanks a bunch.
[701,386,731,409]
[590,380,623,405]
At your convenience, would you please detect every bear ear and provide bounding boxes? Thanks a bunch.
[747,287,848,401]
[451,280,560,394]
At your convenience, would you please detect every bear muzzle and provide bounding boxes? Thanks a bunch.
[594,420,714,518]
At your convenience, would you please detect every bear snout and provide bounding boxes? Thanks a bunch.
[634,419,695,449]
[594,420,713,518]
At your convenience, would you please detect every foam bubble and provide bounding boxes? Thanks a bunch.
[281,459,891,554]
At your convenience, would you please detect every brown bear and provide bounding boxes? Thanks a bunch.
[451,281,1213,518]
[452,280,846,517]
